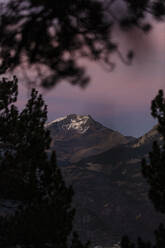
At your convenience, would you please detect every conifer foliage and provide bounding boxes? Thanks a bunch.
[143,90,165,214]
[0,76,89,248]
[121,90,165,247]
[0,0,164,88]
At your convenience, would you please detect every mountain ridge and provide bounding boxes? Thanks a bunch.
[46,114,131,164]
[46,115,163,247]
[61,122,163,246]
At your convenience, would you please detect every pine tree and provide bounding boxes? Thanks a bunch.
[0,76,89,248]
[142,90,165,214]
[0,0,164,88]
[121,90,165,247]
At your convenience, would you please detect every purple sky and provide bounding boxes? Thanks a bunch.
[17,21,165,138]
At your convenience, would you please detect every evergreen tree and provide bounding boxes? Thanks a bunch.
[121,89,165,247]
[142,90,165,214]
[0,0,164,88]
[0,76,89,248]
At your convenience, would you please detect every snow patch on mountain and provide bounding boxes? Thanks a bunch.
[66,115,90,134]
[46,114,91,134]
[46,116,67,126]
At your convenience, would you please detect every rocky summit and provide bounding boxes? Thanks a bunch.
[46,114,130,164]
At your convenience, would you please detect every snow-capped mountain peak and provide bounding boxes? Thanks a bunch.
[46,114,92,134]
[46,114,130,163]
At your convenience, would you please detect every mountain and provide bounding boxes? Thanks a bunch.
[54,121,163,247]
[46,114,131,164]
[46,115,163,246]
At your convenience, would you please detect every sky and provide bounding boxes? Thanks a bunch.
[17,21,165,138]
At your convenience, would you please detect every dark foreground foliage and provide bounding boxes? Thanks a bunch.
[0,76,90,248]
[121,90,165,247]
[0,0,164,88]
